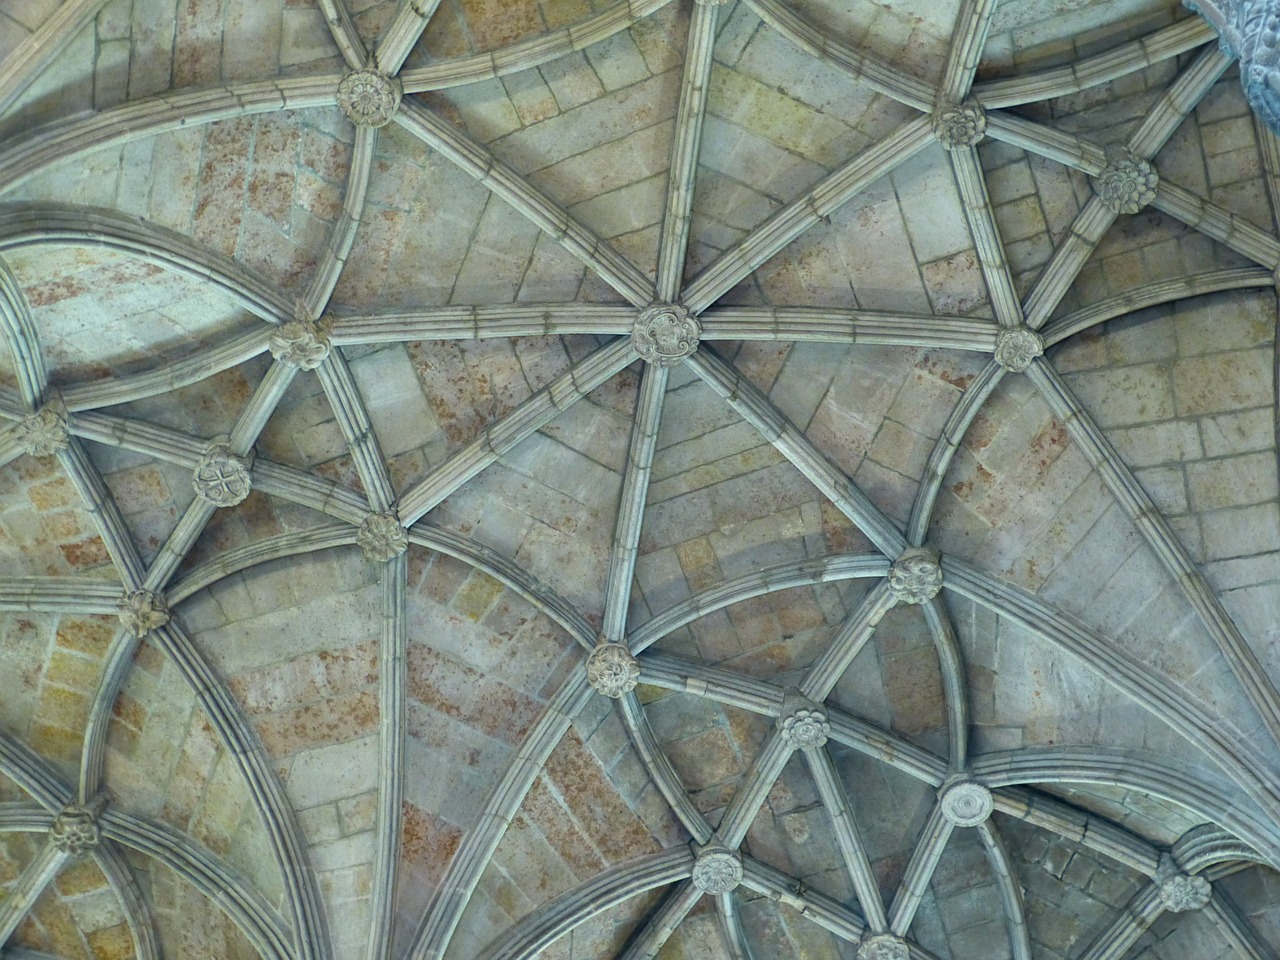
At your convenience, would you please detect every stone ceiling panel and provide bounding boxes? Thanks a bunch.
[24,857,132,960]
[128,855,262,960]
[783,0,959,84]
[917,826,1013,960]
[1218,865,1280,953]
[983,0,1184,74]
[0,455,113,580]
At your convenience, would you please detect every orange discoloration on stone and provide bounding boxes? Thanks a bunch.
[87,923,134,960]
[27,474,76,511]
[59,536,110,571]
[459,0,542,50]
[401,801,462,886]
[55,617,114,657]
[253,688,380,758]
[55,858,109,896]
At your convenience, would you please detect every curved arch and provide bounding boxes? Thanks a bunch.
[944,558,1280,825]
[0,257,46,410]
[631,553,888,652]
[101,809,294,960]
[0,206,293,323]
[1173,823,1263,873]
[977,748,1280,867]
[1041,267,1273,346]
[400,0,674,93]
[0,79,339,196]
[474,848,693,960]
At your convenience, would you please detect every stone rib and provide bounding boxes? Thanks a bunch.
[316,0,367,69]
[0,206,293,323]
[1041,268,1272,346]
[366,553,407,960]
[1074,885,1163,960]
[330,305,635,343]
[56,438,145,588]
[689,350,906,556]
[1154,182,1280,267]
[407,676,594,960]
[617,880,704,960]
[0,0,107,116]
[306,124,378,315]
[61,329,273,412]
[656,0,718,301]
[396,102,654,306]
[1128,46,1231,159]
[0,79,339,194]
[377,0,443,74]
[977,821,1032,960]
[475,849,694,960]
[949,146,1023,327]
[316,350,395,513]
[167,526,357,604]
[0,841,65,944]
[0,578,122,614]
[399,339,635,524]
[630,553,889,653]
[400,0,674,92]
[699,307,998,350]
[0,258,46,411]
[888,803,954,935]
[603,362,667,641]
[618,693,713,844]
[922,597,970,768]
[807,746,889,931]
[743,0,933,110]
[683,117,934,313]
[1023,196,1117,329]
[940,0,998,104]
[974,18,1216,108]
[1029,362,1280,759]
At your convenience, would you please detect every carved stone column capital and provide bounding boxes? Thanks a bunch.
[632,304,700,366]
[1157,853,1211,911]
[777,687,830,750]
[118,589,171,638]
[938,774,994,826]
[994,325,1045,373]
[357,511,408,562]
[269,314,331,370]
[691,843,742,893]
[585,641,640,698]
[1093,145,1159,214]
[857,933,909,960]
[192,438,253,508]
[337,70,402,128]
[933,101,987,150]
[15,399,68,457]
[50,802,103,858]
[888,546,943,604]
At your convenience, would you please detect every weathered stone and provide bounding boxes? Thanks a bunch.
[933,101,987,150]
[586,641,640,698]
[1183,0,1280,133]
[777,687,830,750]
[1157,853,1211,911]
[857,933,909,960]
[691,844,742,894]
[192,438,253,508]
[50,804,101,858]
[269,313,330,370]
[1093,145,1159,214]
[994,326,1045,373]
[15,401,68,457]
[357,512,408,562]
[337,70,402,128]
[938,775,994,826]
[632,304,700,366]
[118,590,170,638]
[888,546,943,604]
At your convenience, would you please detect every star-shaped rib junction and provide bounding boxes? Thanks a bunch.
[0,2,1277,960]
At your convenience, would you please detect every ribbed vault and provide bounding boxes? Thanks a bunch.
[0,1,1278,959]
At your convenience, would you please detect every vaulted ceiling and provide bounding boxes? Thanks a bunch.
[0,1,1278,959]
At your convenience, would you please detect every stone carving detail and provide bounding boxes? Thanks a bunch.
[50,805,101,858]
[778,687,830,750]
[933,101,987,150]
[357,512,408,562]
[586,641,640,698]
[938,775,994,826]
[632,304,700,366]
[1182,0,1280,133]
[1093,145,1159,214]
[15,401,68,457]
[192,438,253,507]
[888,546,943,604]
[270,312,330,370]
[337,70,402,128]
[118,590,171,638]
[994,326,1045,373]
[1157,854,1211,911]
[691,845,742,894]
[857,933,910,960]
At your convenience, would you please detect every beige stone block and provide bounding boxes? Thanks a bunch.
[1186,452,1279,512]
